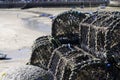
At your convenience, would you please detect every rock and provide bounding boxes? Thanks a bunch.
[0,53,7,59]
[0,65,54,80]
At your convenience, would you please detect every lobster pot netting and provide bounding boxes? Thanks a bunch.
[48,45,95,80]
[52,10,86,44]
[93,11,120,17]
[69,58,120,80]
[79,12,120,59]
[30,36,55,69]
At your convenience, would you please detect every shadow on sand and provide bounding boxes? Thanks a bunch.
[0,58,12,60]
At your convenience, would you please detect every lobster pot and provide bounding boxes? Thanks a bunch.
[30,36,54,69]
[79,12,120,58]
[52,10,86,44]
[48,45,93,80]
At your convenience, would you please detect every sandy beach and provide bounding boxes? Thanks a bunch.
[0,7,120,72]
[0,8,52,72]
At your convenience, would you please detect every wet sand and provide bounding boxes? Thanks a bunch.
[0,7,120,72]
[0,8,52,72]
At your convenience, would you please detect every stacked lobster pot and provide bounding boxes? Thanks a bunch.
[79,11,120,59]
[52,10,86,44]
[48,45,104,80]
[30,10,120,80]
[30,10,87,69]
[30,36,55,69]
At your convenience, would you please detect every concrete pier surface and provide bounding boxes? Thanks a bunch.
[0,7,120,72]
